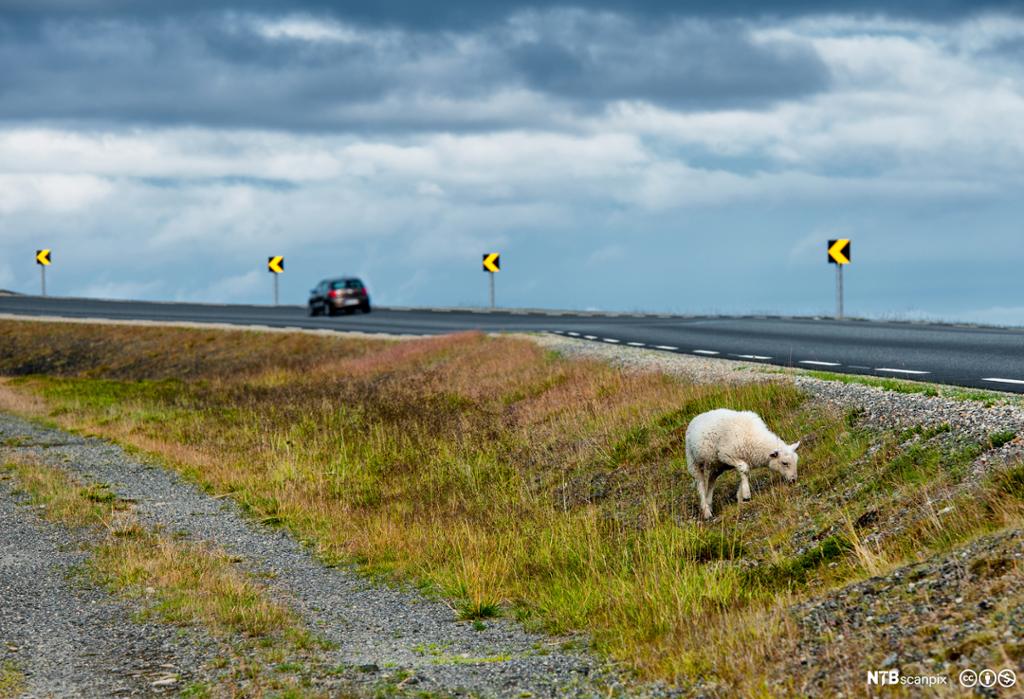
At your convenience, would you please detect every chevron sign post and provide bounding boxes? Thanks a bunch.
[827,239,850,319]
[482,253,500,308]
[268,256,284,306]
[36,248,51,296]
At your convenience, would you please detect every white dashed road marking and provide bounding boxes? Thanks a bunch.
[875,368,930,375]
[798,360,842,367]
[731,354,773,360]
[693,349,719,355]
[603,338,620,344]
[654,345,679,351]
[583,335,598,340]
[567,332,580,337]
[627,342,646,347]
[983,377,1024,386]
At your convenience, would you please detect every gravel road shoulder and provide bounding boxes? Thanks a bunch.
[0,465,216,697]
[0,414,639,699]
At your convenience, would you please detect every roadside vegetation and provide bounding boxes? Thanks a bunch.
[803,369,1015,406]
[1,320,1022,692]
[1,456,337,697]
[0,661,25,699]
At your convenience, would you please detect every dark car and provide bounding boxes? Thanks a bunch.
[308,277,371,316]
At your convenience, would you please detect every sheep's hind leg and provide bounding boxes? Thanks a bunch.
[706,470,721,515]
[694,471,713,520]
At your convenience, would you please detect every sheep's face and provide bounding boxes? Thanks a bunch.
[767,441,800,483]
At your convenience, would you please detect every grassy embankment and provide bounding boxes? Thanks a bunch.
[0,457,339,697]
[0,320,1022,692]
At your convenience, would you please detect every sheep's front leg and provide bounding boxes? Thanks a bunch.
[721,457,752,503]
[737,469,751,502]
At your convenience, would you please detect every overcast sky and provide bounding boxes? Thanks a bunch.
[2,1,1024,321]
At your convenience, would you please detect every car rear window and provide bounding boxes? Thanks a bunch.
[329,280,364,290]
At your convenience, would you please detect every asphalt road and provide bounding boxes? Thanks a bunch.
[1,294,1023,393]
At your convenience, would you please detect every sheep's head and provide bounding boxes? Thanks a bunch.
[767,441,800,482]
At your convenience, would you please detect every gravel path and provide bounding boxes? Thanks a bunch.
[0,414,634,699]
[0,466,215,698]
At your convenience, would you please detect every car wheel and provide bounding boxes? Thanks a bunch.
[360,301,371,313]
[308,303,319,317]
[324,302,335,317]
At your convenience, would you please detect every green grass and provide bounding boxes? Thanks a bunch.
[0,661,26,699]
[805,370,1015,406]
[2,320,1023,691]
[2,457,331,696]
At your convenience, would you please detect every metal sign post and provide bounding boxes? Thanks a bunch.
[836,264,843,320]
[267,256,284,306]
[35,249,51,296]
[482,253,500,309]
[827,239,850,320]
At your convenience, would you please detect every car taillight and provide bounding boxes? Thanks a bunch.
[360,288,367,297]
[328,289,339,298]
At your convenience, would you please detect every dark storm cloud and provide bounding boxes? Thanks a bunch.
[508,17,828,109]
[0,15,501,131]
[4,1,1022,29]
[0,0,1016,133]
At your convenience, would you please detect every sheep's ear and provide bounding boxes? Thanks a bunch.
[769,450,779,459]
[789,441,801,452]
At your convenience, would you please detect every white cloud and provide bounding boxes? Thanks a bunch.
[255,17,362,44]
[77,279,165,300]
[0,174,112,214]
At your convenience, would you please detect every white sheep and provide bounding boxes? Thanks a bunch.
[685,408,801,519]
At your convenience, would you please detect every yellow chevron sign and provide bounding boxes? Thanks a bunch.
[827,239,851,265]
[267,256,284,273]
[482,253,500,273]
[36,249,51,266]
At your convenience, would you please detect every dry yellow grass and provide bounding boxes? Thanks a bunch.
[2,456,325,696]
[2,320,1022,690]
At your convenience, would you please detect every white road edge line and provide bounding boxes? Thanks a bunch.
[627,342,646,347]
[875,368,930,375]
[583,335,598,340]
[654,345,679,351]
[693,349,719,355]
[798,360,842,366]
[983,377,1024,385]
[603,338,621,344]
[567,331,580,336]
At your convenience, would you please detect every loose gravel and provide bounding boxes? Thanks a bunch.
[0,466,216,698]
[0,414,640,699]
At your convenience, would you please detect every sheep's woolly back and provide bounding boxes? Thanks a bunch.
[685,408,784,470]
